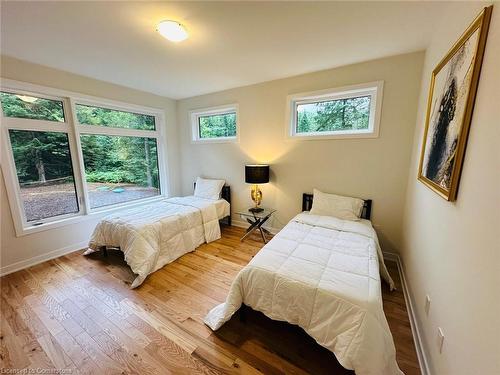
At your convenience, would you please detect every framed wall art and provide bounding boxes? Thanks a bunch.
[418,6,493,201]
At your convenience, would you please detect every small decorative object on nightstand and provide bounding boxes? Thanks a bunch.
[245,164,269,213]
[237,207,276,243]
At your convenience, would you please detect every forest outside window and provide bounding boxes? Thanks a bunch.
[76,104,156,130]
[288,81,383,139]
[80,135,160,208]
[1,92,65,122]
[1,83,166,235]
[7,129,80,222]
[190,105,238,143]
[75,102,162,209]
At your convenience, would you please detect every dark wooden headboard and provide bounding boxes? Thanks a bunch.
[302,193,372,220]
[221,186,231,204]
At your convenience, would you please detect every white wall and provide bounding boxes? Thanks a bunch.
[0,56,180,275]
[176,52,424,253]
[401,3,500,375]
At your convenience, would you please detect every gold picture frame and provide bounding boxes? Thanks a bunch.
[417,6,493,201]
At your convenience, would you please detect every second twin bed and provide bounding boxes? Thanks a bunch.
[205,192,402,375]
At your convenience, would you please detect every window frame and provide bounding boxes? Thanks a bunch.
[74,100,157,131]
[189,104,239,144]
[286,81,384,140]
[0,90,67,123]
[1,79,169,237]
[1,93,85,229]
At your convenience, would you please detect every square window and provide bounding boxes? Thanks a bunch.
[198,112,236,139]
[288,82,383,139]
[190,105,238,143]
[296,96,371,134]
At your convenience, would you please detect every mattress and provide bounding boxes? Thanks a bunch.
[205,212,401,375]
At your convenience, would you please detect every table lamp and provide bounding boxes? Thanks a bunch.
[245,164,270,213]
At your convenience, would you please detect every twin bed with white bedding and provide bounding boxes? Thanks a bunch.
[85,178,230,288]
[205,190,403,375]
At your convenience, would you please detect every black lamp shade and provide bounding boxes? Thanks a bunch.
[245,165,269,184]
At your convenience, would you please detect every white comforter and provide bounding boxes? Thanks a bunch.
[205,213,402,375]
[85,196,224,288]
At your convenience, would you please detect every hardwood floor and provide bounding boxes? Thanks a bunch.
[0,226,420,374]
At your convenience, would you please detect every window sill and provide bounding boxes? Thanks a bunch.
[15,195,167,237]
[287,130,379,141]
[191,137,239,144]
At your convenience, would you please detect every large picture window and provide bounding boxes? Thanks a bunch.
[80,135,160,208]
[287,81,383,139]
[1,82,167,236]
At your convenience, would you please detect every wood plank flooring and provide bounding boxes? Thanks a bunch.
[0,225,420,374]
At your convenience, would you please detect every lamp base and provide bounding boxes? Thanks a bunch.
[249,207,264,213]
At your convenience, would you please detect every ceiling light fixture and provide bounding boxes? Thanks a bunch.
[15,95,38,103]
[157,20,188,42]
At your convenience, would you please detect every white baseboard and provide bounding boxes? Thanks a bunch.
[383,251,431,375]
[0,241,88,277]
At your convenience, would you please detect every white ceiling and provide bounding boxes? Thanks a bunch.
[1,1,447,99]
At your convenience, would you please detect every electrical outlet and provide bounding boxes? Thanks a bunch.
[425,295,431,316]
[437,327,445,353]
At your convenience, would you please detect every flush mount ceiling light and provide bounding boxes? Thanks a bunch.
[157,20,188,42]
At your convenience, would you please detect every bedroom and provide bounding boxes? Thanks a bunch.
[0,1,498,375]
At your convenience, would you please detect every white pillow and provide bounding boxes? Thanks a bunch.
[194,177,225,200]
[310,189,364,221]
